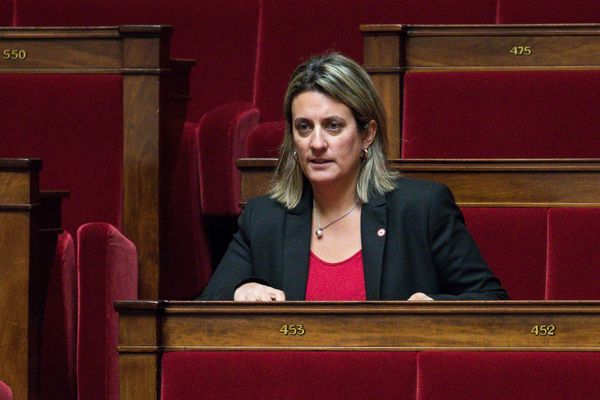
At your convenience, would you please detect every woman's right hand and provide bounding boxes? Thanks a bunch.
[234,282,286,301]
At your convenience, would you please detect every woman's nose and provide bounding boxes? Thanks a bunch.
[309,126,327,150]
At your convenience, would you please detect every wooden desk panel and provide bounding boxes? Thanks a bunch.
[0,26,194,299]
[116,301,600,400]
[238,158,600,207]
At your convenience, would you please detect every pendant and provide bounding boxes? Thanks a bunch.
[315,228,323,238]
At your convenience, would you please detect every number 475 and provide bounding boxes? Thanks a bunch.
[510,46,532,56]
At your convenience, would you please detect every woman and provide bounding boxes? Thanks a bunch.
[198,53,508,301]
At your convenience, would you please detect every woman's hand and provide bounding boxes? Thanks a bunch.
[234,282,286,301]
[407,292,434,301]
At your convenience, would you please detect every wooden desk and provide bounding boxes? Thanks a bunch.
[238,158,600,207]
[0,158,66,400]
[0,26,194,299]
[117,300,600,400]
[361,24,600,158]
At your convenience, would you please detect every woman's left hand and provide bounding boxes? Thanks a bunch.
[407,292,434,301]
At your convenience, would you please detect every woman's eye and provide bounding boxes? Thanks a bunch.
[328,121,342,131]
[296,122,311,132]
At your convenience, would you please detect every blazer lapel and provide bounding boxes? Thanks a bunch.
[282,188,312,300]
[361,193,388,300]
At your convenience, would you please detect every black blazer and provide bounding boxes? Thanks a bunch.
[198,178,508,300]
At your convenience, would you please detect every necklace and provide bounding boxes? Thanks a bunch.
[313,201,359,238]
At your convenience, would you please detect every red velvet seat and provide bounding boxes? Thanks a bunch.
[161,351,417,400]
[196,103,259,216]
[418,351,600,399]
[461,208,548,300]
[0,380,12,400]
[41,231,77,400]
[77,223,138,400]
[402,71,600,158]
[546,208,600,300]
[497,0,600,23]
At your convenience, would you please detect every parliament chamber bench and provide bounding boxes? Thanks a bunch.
[118,159,600,399]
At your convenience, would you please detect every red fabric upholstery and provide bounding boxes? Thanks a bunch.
[461,208,547,300]
[254,0,497,121]
[14,0,260,121]
[246,120,285,158]
[402,71,600,158]
[497,0,600,23]
[546,208,600,300]
[161,122,212,299]
[418,351,600,399]
[77,223,138,400]
[0,0,12,25]
[14,0,169,25]
[0,74,123,236]
[161,351,417,400]
[167,0,260,121]
[41,231,77,400]
[196,102,259,216]
[0,380,12,400]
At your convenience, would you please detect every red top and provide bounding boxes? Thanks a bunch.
[305,250,366,301]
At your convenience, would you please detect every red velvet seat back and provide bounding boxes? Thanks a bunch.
[161,351,417,400]
[0,380,12,400]
[196,103,259,216]
[418,351,600,399]
[0,74,123,236]
[254,0,497,123]
[245,120,285,158]
[14,0,260,121]
[41,231,77,400]
[546,208,600,300]
[402,71,600,158]
[77,223,138,400]
[461,208,547,300]
[0,0,12,25]
[497,0,600,23]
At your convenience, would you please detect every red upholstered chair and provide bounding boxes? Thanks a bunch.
[418,351,600,399]
[546,208,600,300]
[402,70,600,158]
[77,223,138,400]
[246,120,285,158]
[497,0,600,23]
[461,207,548,300]
[161,351,418,400]
[41,231,77,400]
[0,380,12,400]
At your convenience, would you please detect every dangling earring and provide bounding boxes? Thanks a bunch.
[293,150,298,161]
[360,147,369,160]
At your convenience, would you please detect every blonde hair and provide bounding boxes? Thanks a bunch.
[269,52,396,209]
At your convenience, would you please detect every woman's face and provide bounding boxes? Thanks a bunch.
[291,91,375,189]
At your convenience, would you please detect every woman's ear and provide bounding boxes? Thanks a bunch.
[362,120,377,148]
